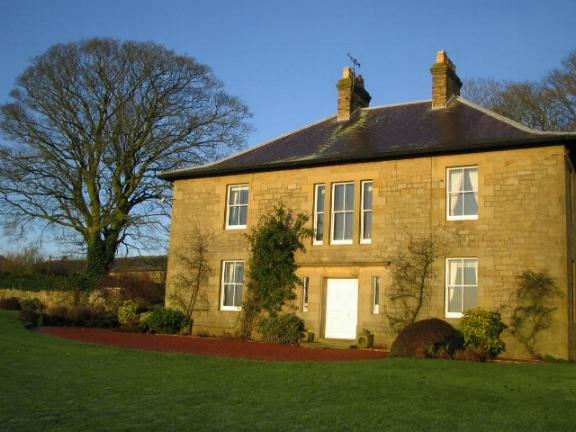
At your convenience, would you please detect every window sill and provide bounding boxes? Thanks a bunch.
[331,240,353,245]
[445,311,463,318]
[221,306,242,312]
[447,215,478,221]
[225,225,247,230]
[312,241,324,246]
[360,239,372,245]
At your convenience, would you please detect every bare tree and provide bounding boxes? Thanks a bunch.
[463,50,576,132]
[169,226,213,334]
[0,39,251,283]
[386,235,446,334]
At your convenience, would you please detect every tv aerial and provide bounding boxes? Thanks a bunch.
[347,53,361,73]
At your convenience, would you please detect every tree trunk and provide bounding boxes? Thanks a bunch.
[85,233,119,289]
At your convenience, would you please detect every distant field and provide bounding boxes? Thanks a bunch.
[0,310,574,431]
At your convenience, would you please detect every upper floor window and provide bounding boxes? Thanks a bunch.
[361,181,373,243]
[226,185,249,229]
[331,182,354,244]
[313,184,325,245]
[447,167,478,220]
[446,258,478,318]
[221,261,244,311]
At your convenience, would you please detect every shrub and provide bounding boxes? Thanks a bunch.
[142,306,188,334]
[0,297,21,310]
[43,305,118,328]
[258,313,306,345]
[390,318,464,358]
[17,298,45,328]
[459,308,506,360]
[117,300,140,328]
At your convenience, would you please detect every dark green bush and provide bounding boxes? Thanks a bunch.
[143,306,188,334]
[17,298,45,328]
[258,313,306,345]
[459,308,506,361]
[390,318,464,358]
[0,297,21,310]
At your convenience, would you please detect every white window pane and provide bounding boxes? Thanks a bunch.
[316,186,325,212]
[345,184,354,210]
[363,183,373,210]
[223,284,235,306]
[363,212,372,239]
[452,193,464,216]
[334,185,344,211]
[448,286,463,313]
[229,206,240,225]
[463,260,477,285]
[344,212,353,239]
[334,213,345,240]
[234,285,243,306]
[240,189,249,205]
[316,214,324,241]
[449,169,463,193]
[463,286,477,310]
[463,192,478,216]
[239,206,248,225]
[234,263,244,284]
[449,260,460,285]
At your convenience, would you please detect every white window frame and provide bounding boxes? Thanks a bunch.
[360,180,373,244]
[331,182,354,245]
[372,276,380,314]
[313,184,325,245]
[445,258,478,318]
[220,260,244,311]
[302,276,309,312]
[225,184,249,229]
[446,166,478,221]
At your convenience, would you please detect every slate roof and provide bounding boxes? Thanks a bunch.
[159,97,576,181]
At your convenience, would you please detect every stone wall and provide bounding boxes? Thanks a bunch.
[166,144,573,359]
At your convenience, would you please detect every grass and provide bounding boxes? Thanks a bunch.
[1,310,575,431]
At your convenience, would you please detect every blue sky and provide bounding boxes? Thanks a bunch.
[1,0,575,256]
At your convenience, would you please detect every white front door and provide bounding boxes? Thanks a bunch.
[325,279,358,339]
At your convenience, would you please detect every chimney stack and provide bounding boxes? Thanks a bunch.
[430,51,462,109]
[337,67,371,121]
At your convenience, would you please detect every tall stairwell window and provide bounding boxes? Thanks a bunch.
[361,181,373,243]
[331,182,354,244]
[313,184,325,245]
[447,167,478,220]
[226,184,249,229]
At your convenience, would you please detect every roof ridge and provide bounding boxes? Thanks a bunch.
[363,99,432,111]
[456,96,575,136]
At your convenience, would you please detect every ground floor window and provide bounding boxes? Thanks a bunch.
[446,258,478,318]
[221,261,244,311]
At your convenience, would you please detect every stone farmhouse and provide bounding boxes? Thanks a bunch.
[160,51,576,360]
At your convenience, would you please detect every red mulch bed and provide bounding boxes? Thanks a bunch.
[40,327,389,362]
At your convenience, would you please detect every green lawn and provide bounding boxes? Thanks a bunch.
[1,311,575,431]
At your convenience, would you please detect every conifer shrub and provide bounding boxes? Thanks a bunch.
[390,318,463,358]
[258,313,306,345]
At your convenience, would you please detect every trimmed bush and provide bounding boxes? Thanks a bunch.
[390,318,464,358]
[459,308,506,361]
[258,313,306,345]
[143,306,188,334]
[0,297,21,310]
[117,300,140,328]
